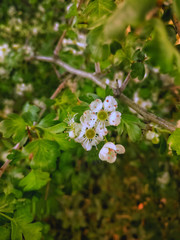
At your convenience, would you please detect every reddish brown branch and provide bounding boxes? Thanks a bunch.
[172,15,180,38]
[0,143,20,178]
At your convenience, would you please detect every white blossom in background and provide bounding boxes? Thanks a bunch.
[62,33,86,55]
[89,96,121,137]
[0,44,10,63]
[130,92,152,114]
[32,27,39,35]
[0,67,8,77]
[99,142,125,163]
[2,99,14,115]
[22,45,34,57]
[8,6,16,16]
[15,83,33,96]
[146,130,159,144]
[53,22,59,32]
[157,172,170,185]
[33,99,46,109]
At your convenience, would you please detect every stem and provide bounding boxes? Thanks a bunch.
[120,72,131,92]
[0,212,14,222]
[0,143,20,178]
[95,62,101,74]
[32,55,176,132]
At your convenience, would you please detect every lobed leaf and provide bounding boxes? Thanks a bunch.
[25,139,60,171]
[0,114,27,143]
[168,128,180,155]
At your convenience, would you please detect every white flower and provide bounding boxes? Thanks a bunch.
[89,96,121,137]
[67,114,81,139]
[99,142,125,163]
[0,44,10,63]
[74,110,103,151]
[69,123,82,139]
[146,130,158,140]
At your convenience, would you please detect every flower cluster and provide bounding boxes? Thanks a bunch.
[68,96,125,163]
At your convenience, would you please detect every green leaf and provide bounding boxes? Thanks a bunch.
[125,122,141,142]
[87,26,110,61]
[173,0,180,20]
[85,0,115,20]
[132,49,145,61]
[0,225,10,240]
[131,62,145,80]
[168,128,180,155]
[0,114,27,143]
[38,113,56,128]
[0,194,16,213]
[66,3,77,19]
[104,0,156,41]
[44,132,77,151]
[44,123,66,134]
[22,103,39,124]
[122,114,143,141]
[72,104,89,115]
[11,206,42,240]
[24,139,60,171]
[7,149,25,163]
[96,87,106,99]
[144,19,180,75]
[19,170,50,191]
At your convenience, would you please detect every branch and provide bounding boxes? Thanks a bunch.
[33,55,176,132]
[120,72,131,92]
[172,14,180,38]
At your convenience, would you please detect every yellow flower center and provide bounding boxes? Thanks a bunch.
[85,129,96,139]
[97,110,108,121]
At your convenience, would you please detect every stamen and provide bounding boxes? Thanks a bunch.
[85,128,96,139]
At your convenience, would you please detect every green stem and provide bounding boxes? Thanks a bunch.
[0,212,14,222]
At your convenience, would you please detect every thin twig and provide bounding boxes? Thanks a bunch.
[33,55,176,132]
[52,64,61,79]
[0,143,20,178]
[53,0,84,56]
[120,72,131,92]
[50,74,72,99]
[95,62,101,74]
[172,14,180,38]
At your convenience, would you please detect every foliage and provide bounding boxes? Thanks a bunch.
[0,0,180,239]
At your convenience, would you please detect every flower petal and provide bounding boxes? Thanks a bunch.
[106,151,117,163]
[82,139,92,151]
[103,142,116,150]
[80,110,97,128]
[115,144,125,154]
[99,147,109,160]
[108,111,121,126]
[103,96,118,112]
[89,99,103,112]
[69,130,75,139]
[95,122,108,138]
